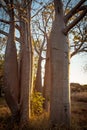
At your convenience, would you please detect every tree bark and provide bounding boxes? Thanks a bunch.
[43,38,51,112]
[34,37,45,93]
[4,0,19,120]
[50,0,71,127]
[35,55,42,92]
[19,1,32,127]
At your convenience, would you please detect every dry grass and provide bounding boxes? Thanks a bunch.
[71,92,87,102]
[0,83,87,130]
[71,84,87,130]
[29,113,50,129]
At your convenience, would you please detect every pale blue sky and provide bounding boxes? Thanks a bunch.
[70,53,87,85]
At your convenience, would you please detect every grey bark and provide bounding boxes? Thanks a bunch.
[19,1,32,127]
[35,55,42,92]
[50,0,70,127]
[43,37,51,112]
[3,0,32,127]
[4,0,19,120]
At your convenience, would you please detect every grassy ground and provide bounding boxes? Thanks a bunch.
[0,83,87,130]
[71,92,87,129]
[71,83,87,130]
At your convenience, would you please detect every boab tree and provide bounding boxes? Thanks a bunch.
[0,0,87,128]
[48,0,87,127]
[44,0,87,114]
[0,0,32,128]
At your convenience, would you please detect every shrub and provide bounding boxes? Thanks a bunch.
[31,92,45,116]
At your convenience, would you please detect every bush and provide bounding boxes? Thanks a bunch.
[31,92,45,116]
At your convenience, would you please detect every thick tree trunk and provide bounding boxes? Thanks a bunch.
[4,1,19,120]
[19,2,32,127]
[50,0,71,127]
[19,21,30,127]
[35,55,42,92]
[35,37,45,93]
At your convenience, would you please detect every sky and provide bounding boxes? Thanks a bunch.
[0,0,87,85]
[34,0,87,85]
[70,53,87,85]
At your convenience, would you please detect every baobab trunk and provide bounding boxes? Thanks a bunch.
[19,5,32,126]
[50,0,70,127]
[35,55,42,92]
[4,0,19,120]
[43,38,51,112]
[19,1,32,127]
[35,37,45,93]
[19,22,29,127]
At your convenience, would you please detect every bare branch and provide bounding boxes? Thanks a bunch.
[34,44,40,55]
[0,29,8,36]
[31,1,53,18]
[71,46,87,57]
[0,29,20,43]
[64,9,87,35]
[0,2,9,14]
[64,0,86,23]
[64,0,72,13]
[71,42,84,57]
[0,19,21,32]
[0,19,10,24]
[31,6,44,18]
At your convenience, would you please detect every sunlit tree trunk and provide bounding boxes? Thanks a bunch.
[19,22,30,127]
[43,38,51,112]
[35,54,42,92]
[35,37,45,93]
[50,0,70,127]
[19,1,32,127]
